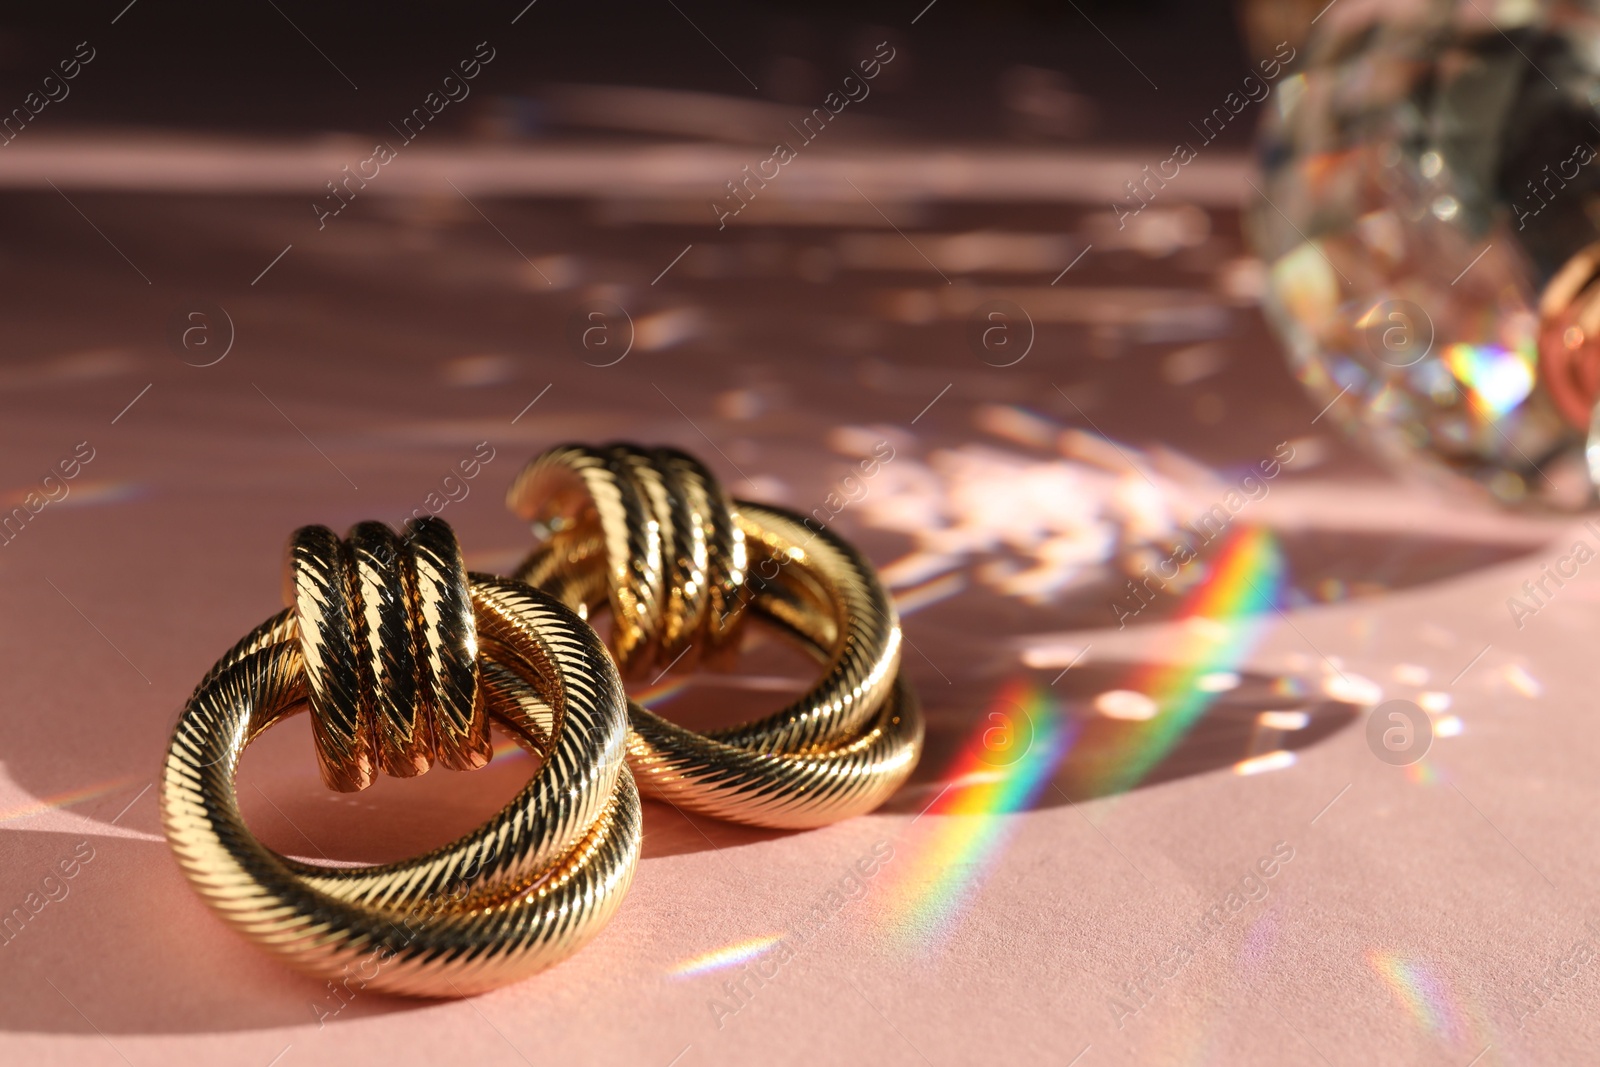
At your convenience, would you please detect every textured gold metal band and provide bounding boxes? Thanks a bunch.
[162,522,640,996]
[288,517,492,791]
[508,444,923,829]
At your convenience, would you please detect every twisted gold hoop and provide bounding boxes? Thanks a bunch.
[508,444,922,829]
[162,519,640,996]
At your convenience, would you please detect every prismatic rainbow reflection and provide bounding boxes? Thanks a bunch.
[1404,760,1442,786]
[669,934,783,980]
[1442,341,1536,419]
[1079,525,1286,798]
[0,774,144,827]
[879,680,1074,950]
[879,527,1287,950]
[1366,950,1471,1045]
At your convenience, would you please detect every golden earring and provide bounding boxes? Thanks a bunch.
[507,444,923,829]
[161,517,639,996]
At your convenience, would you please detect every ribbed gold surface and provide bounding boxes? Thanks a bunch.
[507,444,923,829]
[162,520,640,996]
[289,517,492,791]
[289,523,374,792]
[406,517,491,772]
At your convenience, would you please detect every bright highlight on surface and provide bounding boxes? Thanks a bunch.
[1442,342,1535,418]
[1322,671,1382,706]
[1504,664,1541,697]
[1019,640,1089,670]
[1233,750,1295,776]
[1094,689,1158,721]
[1196,670,1240,692]
[670,935,783,979]
[1417,691,1451,713]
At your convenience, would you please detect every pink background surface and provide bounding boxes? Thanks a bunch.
[0,178,1593,1067]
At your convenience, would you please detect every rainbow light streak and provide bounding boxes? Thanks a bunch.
[489,735,532,764]
[880,680,1074,950]
[1442,342,1535,419]
[670,934,783,979]
[629,675,694,710]
[1404,760,1440,786]
[1367,950,1468,1044]
[1241,910,1277,974]
[0,480,143,510]
[1083,526,1286,798]
[0,774,143,826]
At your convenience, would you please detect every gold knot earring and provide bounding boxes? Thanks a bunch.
[507,444,923,829]
[161,517,639,996]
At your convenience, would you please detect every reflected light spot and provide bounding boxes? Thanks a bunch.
[1257,710,1309,730]
[716,388,765,420]
[1323,673,1382,706]
[1417,691,1451,714]
[526,254,577,289]
[1094,689,1157,721]
[942,770,1010,788]
[892,572,965,617]
[1505,664,1541,698]
[636,307,704,351]
[1234,750,1296,776]
[1271,675,1306,698]
[974,404,1060,450]
[880,552,964,590]
[1443,342,1535,418]
[1185,617,1233,642]
[1393,663,1429,685]
[1434,715,1463,738]
[1195,670,1240,692]
[441,354,514,387]
[1019,641,1089,670]
[825,424,897,458]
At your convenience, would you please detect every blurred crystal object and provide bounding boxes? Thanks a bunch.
[1250,0,1600,508]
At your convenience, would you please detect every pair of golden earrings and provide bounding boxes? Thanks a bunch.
[161,443,921,995]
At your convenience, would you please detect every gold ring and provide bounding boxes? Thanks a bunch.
[508,444,922,829]
[162,518,640,996]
